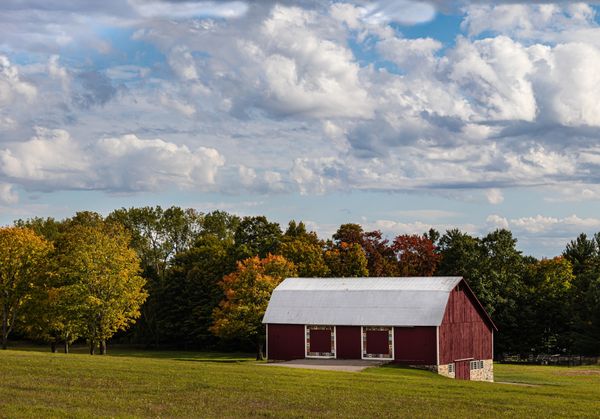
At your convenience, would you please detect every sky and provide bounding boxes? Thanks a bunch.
[1,0,600,257]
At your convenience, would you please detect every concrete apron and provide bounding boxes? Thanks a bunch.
[259,359,390,372]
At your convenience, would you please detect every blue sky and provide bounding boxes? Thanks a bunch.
[1,1,600,257]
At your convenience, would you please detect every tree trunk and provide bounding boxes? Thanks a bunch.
[51,341,57,353]
[2,303,8,350]
[100,340,106,355]
[256,341,264,361]
[64,341,69,354]
[89,340,95,355]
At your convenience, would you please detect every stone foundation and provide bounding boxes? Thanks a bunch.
[437,363,455,379]
[469,359,493,382]
[435,360,493,382]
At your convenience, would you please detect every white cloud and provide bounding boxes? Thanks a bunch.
[0,128,225,192]
[487,213,600,235]
[447,36,537,122]
[129,0,248,19]
[462,3,596,41]
[0,55,37,106]
[533,42,600,127]
[0,183,18,205]
[485,188,504,204]
[291,157,347,194]
[167,45,199,81]
[486,214,509,230]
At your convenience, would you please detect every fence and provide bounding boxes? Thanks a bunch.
[499,354,600,366]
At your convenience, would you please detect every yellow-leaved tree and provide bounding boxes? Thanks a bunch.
[0,227,52,349]
[211,254,296,360]
[56,223,147,354]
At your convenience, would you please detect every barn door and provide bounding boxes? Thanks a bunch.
[362,327,393,360]
[306,326,335,358]
[455,360,470,380]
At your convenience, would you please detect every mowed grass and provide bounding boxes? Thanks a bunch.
[1,347,599,418]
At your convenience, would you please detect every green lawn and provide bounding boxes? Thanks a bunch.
[1,346,599,418]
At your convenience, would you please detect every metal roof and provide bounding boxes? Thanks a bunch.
[263,277,463,326]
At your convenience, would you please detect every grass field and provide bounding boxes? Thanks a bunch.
[1,346,599,418]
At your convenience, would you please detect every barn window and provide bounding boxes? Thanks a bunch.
[305,325,335,358]
[470,360,483,370]
[448,363,455,373]
[361,326,393,360]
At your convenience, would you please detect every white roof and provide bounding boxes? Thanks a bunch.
[263,277,462,326]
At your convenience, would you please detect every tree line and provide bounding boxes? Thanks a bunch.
[1,206,599,358]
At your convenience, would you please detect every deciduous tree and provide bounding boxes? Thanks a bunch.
[392,234,440,276]
[0,227,52,349]
[56,223,147,354]
[211,255,296,360]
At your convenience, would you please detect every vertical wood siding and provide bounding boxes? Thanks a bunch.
[438,283,493,365]
[336,326,362,359]
[393,326,437,364]
[267,324,305,360]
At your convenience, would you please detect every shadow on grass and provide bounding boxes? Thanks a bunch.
[7,341,255,363]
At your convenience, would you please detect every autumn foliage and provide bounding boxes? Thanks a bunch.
[211,254,297,359]
[392,234,440,276]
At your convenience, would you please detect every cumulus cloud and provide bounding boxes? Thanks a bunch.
[0,183,18,205]
[0,55,37,106]
[487,213,600,235]
[0,128,225,192]
[3,0,600,257]
[461,3,597,41]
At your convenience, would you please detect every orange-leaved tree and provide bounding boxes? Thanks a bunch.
[392,234,440,276]
[211,254,296,360]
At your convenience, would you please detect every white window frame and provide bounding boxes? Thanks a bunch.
[361,326,394,360]
[448,363,455,374]
[305,325,336,359]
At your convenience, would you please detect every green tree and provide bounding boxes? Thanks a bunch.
[161,236,235,347]
[0,227,52,349]
[278,221,329,277]
[211,254,297,360]
[563,233,600,354]
[56,223,147,354]
[106,206,202,346]
[233,216,282,260]
[522,257,574,353]
[324,242,369,277]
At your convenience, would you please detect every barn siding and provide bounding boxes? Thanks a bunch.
[336,326,362,359]
[438,284,493,365]
[393,326,437,364]
[267,324,305,360]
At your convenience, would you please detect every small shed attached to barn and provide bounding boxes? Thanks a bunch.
[262,277,496,381]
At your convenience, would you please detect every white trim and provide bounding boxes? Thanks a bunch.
[333,325,337,359]
[492,329,494,361]
[265,323,269,360]
[436,326,439,366]
[305,325,336,359]
[361,326,394,360]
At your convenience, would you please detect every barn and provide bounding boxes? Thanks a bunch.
[262,277,497,381]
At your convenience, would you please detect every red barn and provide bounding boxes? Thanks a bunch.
[263,277,496,381]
